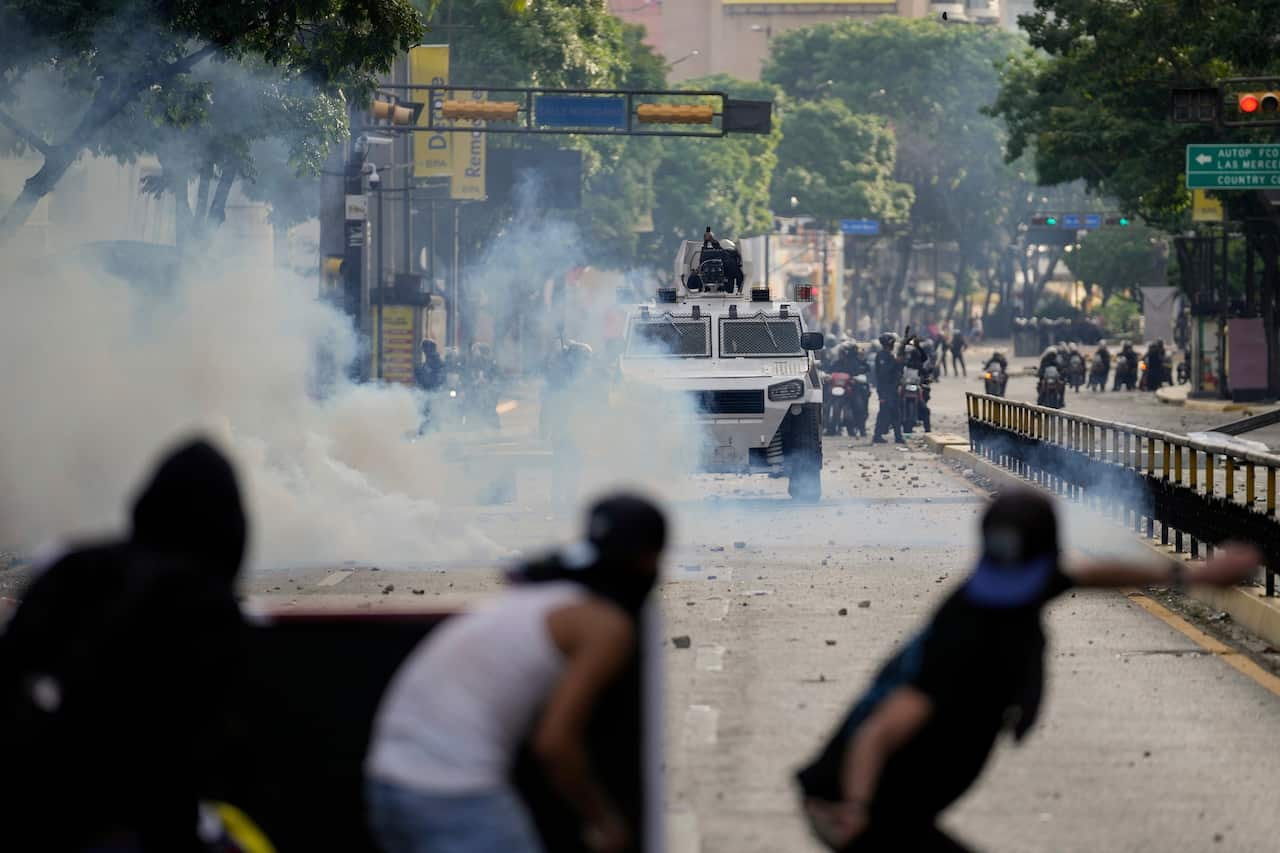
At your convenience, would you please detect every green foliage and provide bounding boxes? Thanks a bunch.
[764,17,1024,246]
[1064,222,1164,302]
[769,99,912,226]
[1098,293,1140,335]
[648,74,782,254]
[990,0,1280,230]
[0,0,428,240]
[426,0,629,88]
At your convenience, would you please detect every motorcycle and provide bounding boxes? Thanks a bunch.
[982,363,1007,397]
[1176,349,1190,385]
[1066,352,1086,392]
[900,367,923,434]
[1113,356,1138,391]
[1138,358,1167,391]
[1037,366,1065,409]
[1087,353,1108,392]
[826,371,870,437]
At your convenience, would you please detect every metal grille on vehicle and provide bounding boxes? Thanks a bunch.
[720,318,803,356]
[691,389,765,414]
[627,317,711,357]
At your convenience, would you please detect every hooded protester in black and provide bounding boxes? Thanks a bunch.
[510,494,666,615]
[0,438,249,852]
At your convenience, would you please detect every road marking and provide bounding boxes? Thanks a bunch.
[1126,590,1280,698]
[684,704,719,746]
[695,644,725,672]
[668,811,701,853]
[317,570,353,588]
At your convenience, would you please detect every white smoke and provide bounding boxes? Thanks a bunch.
[0,238,504,570]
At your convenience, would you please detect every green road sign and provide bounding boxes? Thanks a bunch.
[1186,144,1280,189]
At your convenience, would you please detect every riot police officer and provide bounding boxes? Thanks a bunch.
[872,333,905,445]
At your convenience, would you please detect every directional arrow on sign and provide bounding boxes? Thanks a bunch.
[1195,154,1213,165]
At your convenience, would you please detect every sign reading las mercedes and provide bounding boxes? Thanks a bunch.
[1186,144,1280,189]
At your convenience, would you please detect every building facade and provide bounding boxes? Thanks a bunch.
[609,0,1013,82]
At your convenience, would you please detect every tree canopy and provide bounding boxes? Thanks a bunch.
[769,99,912,227]
[0,0,427,243]
[990,0,1280,229]
[648,74,782,252]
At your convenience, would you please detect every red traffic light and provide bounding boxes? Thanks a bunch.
[1240,94,1261,113]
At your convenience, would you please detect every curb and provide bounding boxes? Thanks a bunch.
[941,444,1280,651]
[924,433,969,454]
[1155,385,1275,414]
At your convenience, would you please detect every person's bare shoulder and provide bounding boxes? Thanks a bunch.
[547,597,634,655]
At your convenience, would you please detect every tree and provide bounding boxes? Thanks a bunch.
[648,74,782,256]
[0,0,426,244]
[990,0,1280,229]
[769,99,912,227]
[764,18,1026,326]
[1064,223,1163,306]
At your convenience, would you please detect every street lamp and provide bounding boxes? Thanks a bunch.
[669,49,700,67]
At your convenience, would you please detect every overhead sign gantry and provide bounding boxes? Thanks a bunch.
[364,85,772,138]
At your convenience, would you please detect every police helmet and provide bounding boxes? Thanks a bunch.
[719,238,736,252]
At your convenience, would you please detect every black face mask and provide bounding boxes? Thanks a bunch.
[512,546,657,616]
[581,565,657,615]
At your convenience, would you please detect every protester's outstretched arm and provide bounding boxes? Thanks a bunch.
[1066,542,1261,590]
[805,687,934,847]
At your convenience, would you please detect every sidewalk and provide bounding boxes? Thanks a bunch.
[1154,383,1280,415]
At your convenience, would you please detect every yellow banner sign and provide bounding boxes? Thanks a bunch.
[381,305,417,385]
[1192,189,1224,223]
[409,45,451,180]
[451,89,487,200]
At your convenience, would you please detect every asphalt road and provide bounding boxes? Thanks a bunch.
[3,362,1279,852]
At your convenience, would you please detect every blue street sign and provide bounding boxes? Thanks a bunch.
[535,95,628,129]
[1061,214,1081,229]
[1084,214,1102,230]
[840,219,880,236]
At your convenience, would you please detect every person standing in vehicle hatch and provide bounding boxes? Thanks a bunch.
[365,494,666,853]
[871,333,904,445]
[795,489,1261,853]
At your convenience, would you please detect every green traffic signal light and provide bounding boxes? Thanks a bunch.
[1118,216,1130,226]
[1045,216,1058,226]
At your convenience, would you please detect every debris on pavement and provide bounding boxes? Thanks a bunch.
[672,635,692,649]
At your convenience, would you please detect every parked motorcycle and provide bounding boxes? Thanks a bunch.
[1176,348,1190,385]
[1037,366,1065,409]
[1087,353,1108,392]
[826,371,871,437]
[900,367,924,433]
[982,362,1007,397]
[1066,351,1086,392]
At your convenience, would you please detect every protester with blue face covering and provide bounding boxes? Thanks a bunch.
[796,488,1261,853]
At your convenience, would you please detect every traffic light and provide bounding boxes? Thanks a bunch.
[371,96,424,126]
[1104,215,1131,226]
[440,100,520,121]
[1170,87,1218,124]
[1030,214,1059,227]
[636,103,715,125]
[1237,92,1280,114]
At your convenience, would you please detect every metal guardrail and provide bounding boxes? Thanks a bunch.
[966,393,1280,596]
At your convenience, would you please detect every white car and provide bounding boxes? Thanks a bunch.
[618,240,825,500]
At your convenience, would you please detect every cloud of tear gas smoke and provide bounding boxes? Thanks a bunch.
[0,241,503,570]
[0,162,712,570]
[459,172,707,503]
[974,433,1167,565]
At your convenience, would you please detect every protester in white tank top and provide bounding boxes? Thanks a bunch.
[364,494,667,853]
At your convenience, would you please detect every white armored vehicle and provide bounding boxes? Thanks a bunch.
[619,239,825,500]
